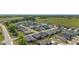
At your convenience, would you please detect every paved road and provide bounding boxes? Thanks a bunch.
[20,25,38,33]
[0,24,13,45]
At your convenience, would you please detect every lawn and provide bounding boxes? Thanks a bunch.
[0,28,4,42]
[0,34,4,42]
[35,17,79,27]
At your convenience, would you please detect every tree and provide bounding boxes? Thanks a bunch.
[4,22,10,26]
[17,32,27,45]
[24,16,36,21]
[8,23,18,36]
[8,23,17,33]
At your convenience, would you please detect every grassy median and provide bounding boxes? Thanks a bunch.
[0,28,4,42]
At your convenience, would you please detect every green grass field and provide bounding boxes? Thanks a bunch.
[0,34,4,42]
[0,28,4,42]
[36,17,79,27]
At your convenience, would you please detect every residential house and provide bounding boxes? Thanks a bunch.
[32,33,41,40]
[25,35,36,42]
[39,32,48,38]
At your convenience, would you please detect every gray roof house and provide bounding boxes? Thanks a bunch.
[32,33,41,39]
[62,29,74,36]
[25,35,37,42]
[46,30,54,35]
[38,39,51,45]
[39,32,48,38]
[74,29,79,36]
[55,33,73,41]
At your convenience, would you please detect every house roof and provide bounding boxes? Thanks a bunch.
[25,35,36,41]
[62,29,74,36]
[38,39,51,45]
[32,33,41,39]
[39,32,48,38]
[58,33,72,40]
[46,30,54,35]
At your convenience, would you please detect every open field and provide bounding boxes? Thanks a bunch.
[35,17,79,27]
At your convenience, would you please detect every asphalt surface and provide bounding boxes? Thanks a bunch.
[1,24,13,45]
